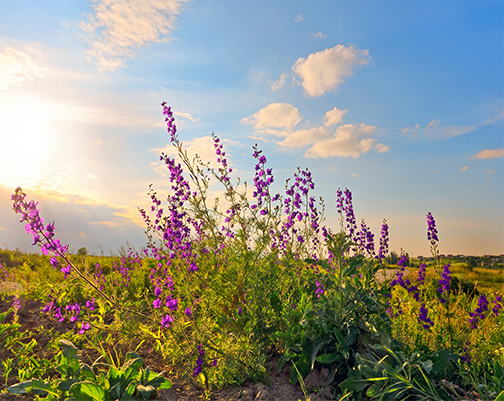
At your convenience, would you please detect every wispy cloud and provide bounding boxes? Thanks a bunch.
[424,118,439,130]
[0,44,47,90]
[404,119,476,141]
[471,149,504,160]
[80,0,190,71]
[311,32,326,39]
[294,14,304,22]
[271,73,288,91]
[174,111,199,122]
[460,166,469,172]
[291,44,371,97]
[487,170,495,175]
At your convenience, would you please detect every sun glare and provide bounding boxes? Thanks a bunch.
[0,105,53,187]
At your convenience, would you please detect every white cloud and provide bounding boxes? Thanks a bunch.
[460,166,469,172]
[271,73,288,91]
[241,103,302,132]
[375,143,389,153]
[471,149,504,160]
[291,44,371,97]
[323,107,347,126]
[277,127,329,148]
[351,173,359,178]
[242,103,386,159]
[0,45,47,90]
[312,32,326,39]
[80,0,190,71]
[487,170,495,175]
[304,123,377,158]
[294,14,304,22]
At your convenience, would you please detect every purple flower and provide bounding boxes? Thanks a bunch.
[193,344,205,376]
[61,264,72,279]
[79,322,91,335]
[11,187,69,257]
[184,307,192,316]
[12,296,20,310]
[417,263,426,286]
[86,298,95,311]
[166,296,178,311]
[42,301,54,313]
[426,212,439,245]
[161,314,173,329]
[376,219,389,261]
[153,298,162,309]
[493,295,502,316]
[438,264,451,303]
[315,281,325,299]
[418,303,434,330]
[469,295,489,329]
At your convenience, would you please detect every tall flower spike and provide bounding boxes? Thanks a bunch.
[426,212,439,245]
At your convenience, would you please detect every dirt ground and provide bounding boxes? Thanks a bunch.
[0,286,335,401]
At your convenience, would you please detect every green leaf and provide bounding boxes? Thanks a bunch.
[7,379,60,397]
[339,377,369,393]
[157,378,172,390]
[310,339,327,369]
[71,381,106,401]
[495,361,504,380]
[80,364,97,381]
[57,378,80,393]
[59,339,78,359]
[315,353,338,364]
[137,384,155,399]
[270,292,282,314]
[495,390,504,401]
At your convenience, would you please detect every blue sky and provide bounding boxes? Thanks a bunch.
[0,0,502,256]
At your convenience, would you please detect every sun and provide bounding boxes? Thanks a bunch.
[0,104,53,187]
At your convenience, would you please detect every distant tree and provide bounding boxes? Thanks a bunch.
[77,247,88,257]
[386,251,399,265]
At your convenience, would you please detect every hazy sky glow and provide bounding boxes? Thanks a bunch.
[0,1,503,256]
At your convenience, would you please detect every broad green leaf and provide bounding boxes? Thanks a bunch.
[80,364,97,381]
[7,379,59,397]
[157,378,172,390]
[315,353,338,364]
[71,381,106,401]
[495,361,504,379]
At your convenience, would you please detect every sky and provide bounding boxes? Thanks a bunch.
[0,0,502,257]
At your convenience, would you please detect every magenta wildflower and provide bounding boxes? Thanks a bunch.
[85,298,96,311]
[79,322,91,335]
[161,314,173,329]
